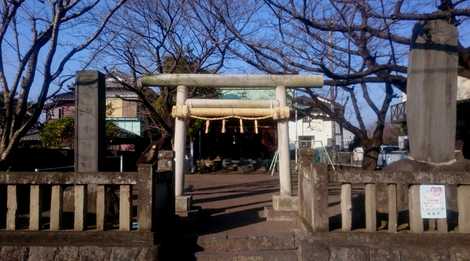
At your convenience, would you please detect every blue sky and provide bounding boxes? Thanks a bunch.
[5,1,470,128]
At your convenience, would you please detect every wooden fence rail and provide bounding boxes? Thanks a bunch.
[299,149,470,234]
[1,164,154,233]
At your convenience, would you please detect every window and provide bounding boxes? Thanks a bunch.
[58,108,64,119]
[299,135,314,148]
[302,116,311,123]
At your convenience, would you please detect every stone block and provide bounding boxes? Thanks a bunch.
[157,150,174,172]
[399,247,450,261]
[369,248,400,261]
[197,233,296,253]
[195,250,298,261]
[0,246,158,261]
[272,195,298,211]
[55,247,80,261]
[450,247,470,261]
[78,246,112,261]
[158,150,174,160]
[298,240,330,261]
[110,247,142,261]
[176,195,192,215]
[263,206,298,221]
[0,246,29,261]
[135,247,159,261]
[329,247,368,261]
[28,247,59,261]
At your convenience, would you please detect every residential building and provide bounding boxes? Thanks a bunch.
[105,76,142,136]
[289,96,354,151]
[45,74,144,136]
[44,73,149,151]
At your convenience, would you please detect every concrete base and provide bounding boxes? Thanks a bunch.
[272,195,298,212]
[175,195,192,217]
[263,207,298,222]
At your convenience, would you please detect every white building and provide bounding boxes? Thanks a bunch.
[288,96,354,151]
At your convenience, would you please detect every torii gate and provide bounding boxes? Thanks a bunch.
[141,74,323,214]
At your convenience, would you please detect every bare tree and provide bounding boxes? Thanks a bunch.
[97,0,233,148]
[195,0,470,169]
[0,0,127,164]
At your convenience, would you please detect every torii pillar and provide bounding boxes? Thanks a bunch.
[276,85,292,196]
[174,85,191,215]
[272,85,297,212]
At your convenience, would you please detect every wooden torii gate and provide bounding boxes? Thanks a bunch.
[141,74,323,214]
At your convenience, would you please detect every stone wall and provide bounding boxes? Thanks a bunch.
[0,246,157,261]
[299,232,470,261]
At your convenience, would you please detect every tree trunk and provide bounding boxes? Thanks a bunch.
[0,134,21,169]
[137,132,173,165]
[361,137,382,170]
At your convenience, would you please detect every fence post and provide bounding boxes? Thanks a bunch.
[409,185,423,233]
[365,184,377,232]
[341,183,352,231]
[138,164,153,231]
[458,185,470,233]
[50,185,63,231]
[119,185,132,231]
[96,185,106,231]
[74,185,87,231]
[311,164,328,232]
[6,185,17,231]
[388,184,397,232]
[30,185,41,231]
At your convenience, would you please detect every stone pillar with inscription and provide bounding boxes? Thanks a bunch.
[74,70,106,215]
[406,19,458,164]
[385,19,470,219]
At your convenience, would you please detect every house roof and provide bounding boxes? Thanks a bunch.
[293,95,344,120]
[54,91,74,101]
[45,72,157,109]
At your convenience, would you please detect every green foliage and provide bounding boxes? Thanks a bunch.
[40,118,126,148]
[40,117,74,148]
[106,121,120,137]
[188,119,204,138]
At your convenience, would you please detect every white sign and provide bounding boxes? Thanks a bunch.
[420,185,447,219]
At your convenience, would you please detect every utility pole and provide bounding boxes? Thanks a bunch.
[328,32,337,150]
[328,32,346,151]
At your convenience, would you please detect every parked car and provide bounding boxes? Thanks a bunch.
[377,145,408,169]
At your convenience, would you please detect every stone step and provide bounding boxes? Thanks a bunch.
[197,233,297,253]
[195,250,299,261]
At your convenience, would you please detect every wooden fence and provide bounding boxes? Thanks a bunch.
[0,164,160,245]
[299,150,470,233]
